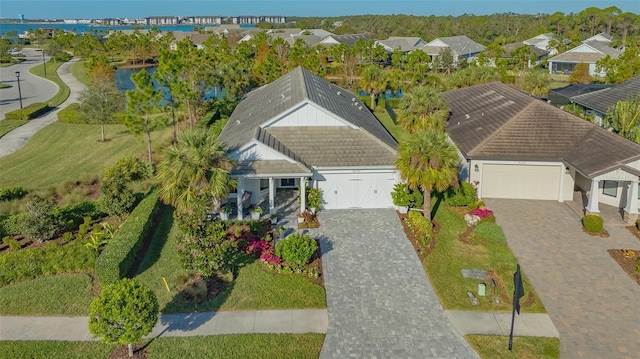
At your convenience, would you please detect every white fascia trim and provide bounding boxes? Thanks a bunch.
[477,160,563,166]
[261,100,307,128]
[238,140,298,163]
[231,172,312,179]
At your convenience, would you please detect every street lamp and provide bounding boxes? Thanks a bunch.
[42,51,47,77]
[15,71,23,109]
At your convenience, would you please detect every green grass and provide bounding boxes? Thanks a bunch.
[0,83,10,88]
[0,334,325,359]
[466,335,560,359]
[0,119,27,138]
[424,200,545,312]
[0,123,173,190]
[29,60,70,108]
[0,273,94,315]
[374,108,408,143]
[135,208,327,313]
[70,60,90,86]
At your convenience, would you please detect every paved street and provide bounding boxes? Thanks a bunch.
[314,209,479,359]
[487,199,640,359]
[0,48,58,119]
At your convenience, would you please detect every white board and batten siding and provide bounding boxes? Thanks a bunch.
[267,103,353,128]
[316,169,397,209]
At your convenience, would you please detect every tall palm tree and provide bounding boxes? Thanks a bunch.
[605,97,640,143]
[398,86,449,132]
[395,129,460,221]
[359,64,388,109]
[156,126,235,213]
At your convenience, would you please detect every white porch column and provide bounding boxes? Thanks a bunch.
[236,177,245,220]
[268,177,275,215]
[585,179,600,214]
[299,177,306,213]
[624,180,639,223]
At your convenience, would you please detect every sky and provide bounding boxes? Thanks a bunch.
[1,0,638,20]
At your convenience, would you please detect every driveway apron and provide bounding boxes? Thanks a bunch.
[487,199,640,359]
[314,209,478,359]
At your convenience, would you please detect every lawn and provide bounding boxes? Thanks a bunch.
[0,119,27,138]
[0,273,94,316]
[466,335,560,359]
[424,200,545,312]
[0,123,173,190]
[70,60,90,86]
[0,334,325,359]
[135,208,327,313]
[29,60,70,108]
[374,107,408,143]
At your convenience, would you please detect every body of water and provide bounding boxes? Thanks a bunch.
[0,23,254,36]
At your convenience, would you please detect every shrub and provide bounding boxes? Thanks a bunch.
[57,103,85,123]
[21,193,59,242]
[582,214,604,233]
[276,232,318,270]
[0,240,95,286]
[636,259,640,274]
[472,222,507,245]
[0,187,28,201]
[444,181,477,207]
[177,219,238,278]
[1,213,27,236]
[4,102,49,120]
[406,210,433,242]
[55,201,103,233]
[99,156,152,217]
[306,187,323,210]
[95,192,160,285]
[2,236,20,251]
[391,183,411,207]
[636,219,640,231]
[469,207,496,223]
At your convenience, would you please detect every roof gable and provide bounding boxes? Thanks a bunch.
[425,35,485,56]
[444,82,640,178]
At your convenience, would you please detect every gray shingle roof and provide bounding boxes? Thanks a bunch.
[548,41,621,63]
[571,76,640,114]
[501,42,549,59]
[322,34,371,46]
[424,35,485,57]
[378,37,425,52]
[443,82,640,178]
[233,160,311,176]
[218,67,398,173]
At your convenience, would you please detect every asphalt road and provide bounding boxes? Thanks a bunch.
[0,48,58,119]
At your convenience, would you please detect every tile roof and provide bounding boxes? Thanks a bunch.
[570,76,640,114]
[218,67,398,172]
[443,82,640,178]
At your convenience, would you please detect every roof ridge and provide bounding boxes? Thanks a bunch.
[297,67,310,101]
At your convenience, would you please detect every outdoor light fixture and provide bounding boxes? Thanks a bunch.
[474,164,479,172]
[15,71,23,109]
[42,51,47,77]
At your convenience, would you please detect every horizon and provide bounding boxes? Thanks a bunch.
[1,0,638,20]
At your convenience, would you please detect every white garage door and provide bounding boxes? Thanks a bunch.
[317,172,396,209]
[481,164,561,200]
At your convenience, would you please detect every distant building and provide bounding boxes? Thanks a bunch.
[231,15,286,24]
[185,16,223,25]
[147,16,178,26]
[547,33,621,77]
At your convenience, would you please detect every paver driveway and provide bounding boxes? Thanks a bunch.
[487,199,640,359]
[315,209,478,359]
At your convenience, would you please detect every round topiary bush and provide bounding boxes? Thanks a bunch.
[583,214,604,233]
[275,232,318,270]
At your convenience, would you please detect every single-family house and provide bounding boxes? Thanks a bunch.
[375,37,427,54]
[169,32,212,50]
[547,84,612,107]
[420,35,485,65]
[501,42,549,67]
[570,75,640,124]
[444,82,640,222]
[523,33,555,53]
[547,33,621,76]
[217,67,399,219]
[319,34,371,47]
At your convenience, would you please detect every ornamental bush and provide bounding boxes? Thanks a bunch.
[4,102,49,121]
[472,222,507,245]
[276,232,317,270]
[0,187,28,201]
[57,103,85,123]
[407,210,433,241]
[95,192,160,285]
[444,181,477,207]
[582,214,604,233]
[21,193,59,242]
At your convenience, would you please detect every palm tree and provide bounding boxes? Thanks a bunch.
[395,129,460,221]
[156,125,235,213]
[605,97,640,143]
[359,64,388,109]
[398,86,449,132]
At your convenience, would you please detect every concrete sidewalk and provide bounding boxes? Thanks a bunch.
[0,309,329,341]
[446,310,559,337]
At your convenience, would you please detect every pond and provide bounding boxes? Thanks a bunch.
[358,89,404,98]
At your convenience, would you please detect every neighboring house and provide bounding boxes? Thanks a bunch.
[547,33,621,76]
[501,42,549,67]
[570,75,640,124]
[547,84,612,107]
[217,67,399,218]
[302,29,334,38]
[523,33,555,53]
[286,34,324,47]
[169,32,212,50]
[443,82,640,222]
[375,37,427,53]
[420,35,485,65]
[319,34,371,47]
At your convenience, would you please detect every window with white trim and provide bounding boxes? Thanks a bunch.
[260,179,269,191]
[602,180,618,197]
[280,178,295,187]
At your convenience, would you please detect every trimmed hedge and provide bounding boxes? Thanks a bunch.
[444,181,477,207]
[95,192,161,285]
[4,102,49,121]
[582,214,604,233]
[57,103,85,123]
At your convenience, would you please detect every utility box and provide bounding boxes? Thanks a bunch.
[477,283,486,297]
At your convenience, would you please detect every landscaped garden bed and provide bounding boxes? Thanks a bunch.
[608,249,640,285]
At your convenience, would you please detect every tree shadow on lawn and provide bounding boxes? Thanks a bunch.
[134,207,174,276]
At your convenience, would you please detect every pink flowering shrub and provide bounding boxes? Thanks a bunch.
[468,207,496,223]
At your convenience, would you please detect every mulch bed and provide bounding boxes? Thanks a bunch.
[627,225,640,241]
[608,249,640,285]
[108,344,148,359]
[583,228,610,238]
[396,211,438,261]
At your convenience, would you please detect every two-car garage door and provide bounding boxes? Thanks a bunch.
[481,164,561,200]
[317,171,396,209]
